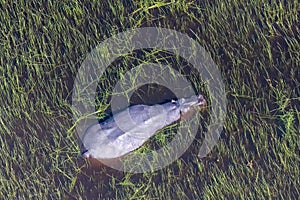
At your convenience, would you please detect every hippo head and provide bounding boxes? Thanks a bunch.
[178,94,206,117]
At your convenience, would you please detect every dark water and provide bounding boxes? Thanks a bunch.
[58,16,298,200]
[4,0,299,199]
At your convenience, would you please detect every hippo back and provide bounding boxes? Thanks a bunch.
[82,101,182,159]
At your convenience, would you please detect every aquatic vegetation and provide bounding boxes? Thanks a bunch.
[0,0,299,199]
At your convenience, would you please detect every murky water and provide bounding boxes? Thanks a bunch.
[2,1,299,199]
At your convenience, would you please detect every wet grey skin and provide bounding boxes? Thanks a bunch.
[81,94,206,159]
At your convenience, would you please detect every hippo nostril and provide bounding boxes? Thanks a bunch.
[198,95,206,105]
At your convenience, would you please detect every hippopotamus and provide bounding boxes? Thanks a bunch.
[81,94,206,159]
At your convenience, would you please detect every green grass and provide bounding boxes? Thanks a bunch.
[0,0,299,199]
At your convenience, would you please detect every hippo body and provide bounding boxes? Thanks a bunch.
[82,94,206,159]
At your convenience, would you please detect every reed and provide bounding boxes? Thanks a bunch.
[0,0,299,199]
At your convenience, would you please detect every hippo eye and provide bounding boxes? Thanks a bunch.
[171,99,176,104]
[81,149,89,155]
